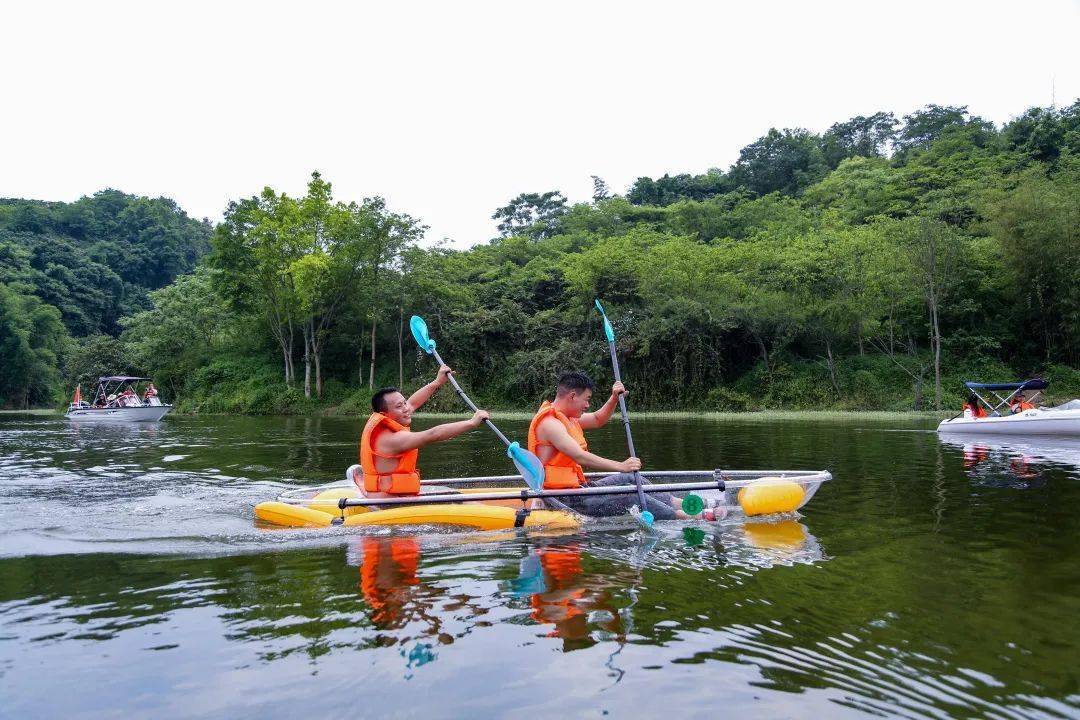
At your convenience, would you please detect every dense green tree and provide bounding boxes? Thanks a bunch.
[492,191,568,239]
[1001,101,1080,164]
[121,267,234,398]
[210,188,306,386]
[984,161,1080,364]
[350,195,424,391]
[821,111,898,169]
[626,171,729,206]
[0,282,68,407]
[803,156,906,223]
[63,334,136,396]
[210,173,423,397]
[894,105,995,158]
[727,128,828,196]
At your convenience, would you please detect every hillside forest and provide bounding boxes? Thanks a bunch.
[2,101,1078,413]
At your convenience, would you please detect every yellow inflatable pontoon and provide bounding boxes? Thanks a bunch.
[255,487,580,531]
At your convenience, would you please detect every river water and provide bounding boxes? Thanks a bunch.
[1,413,1079,719]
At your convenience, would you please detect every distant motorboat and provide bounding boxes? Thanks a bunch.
[65,376,172,423]
[937,379,1080,436]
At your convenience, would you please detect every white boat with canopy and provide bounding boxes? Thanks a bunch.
[65,376,172,423]
[937,379,1080,436]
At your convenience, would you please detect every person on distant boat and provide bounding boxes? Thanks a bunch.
[528,372,716,520]
[1010,391,1035,414]
[963,394,987,419]
[143,383,162,406]
[352,365,489,498]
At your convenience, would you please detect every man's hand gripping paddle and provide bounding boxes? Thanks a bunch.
[410,315,545,491]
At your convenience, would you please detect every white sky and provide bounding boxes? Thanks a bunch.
[2,0,1079,247]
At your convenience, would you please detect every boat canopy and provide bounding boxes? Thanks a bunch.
[98,376,151,383]
[964,379,1048,392]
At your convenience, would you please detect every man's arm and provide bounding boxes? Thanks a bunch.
[407,365,452,410]
[579,381,625,430]
[379,410,490,454]
[538,416,641,473]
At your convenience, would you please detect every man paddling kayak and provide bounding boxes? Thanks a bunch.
[354,365,489,497]
[529,372,707,520]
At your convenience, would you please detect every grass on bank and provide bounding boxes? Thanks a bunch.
[0,409,60,415]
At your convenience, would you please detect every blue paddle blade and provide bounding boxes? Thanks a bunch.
[602,317,615,343]
[510,553,547,596]
[508,441,545,491]
[594,298,616,342]
[409,315,436,354]
[639,510,655,526]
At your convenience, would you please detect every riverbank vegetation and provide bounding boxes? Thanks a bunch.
[2,101,1078,412]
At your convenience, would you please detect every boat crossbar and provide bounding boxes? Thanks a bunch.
[275,469,831,506]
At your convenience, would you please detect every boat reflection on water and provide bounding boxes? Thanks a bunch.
[939,433,1080,484]
[67,420,160,440]
[511,541,628,652]
[345,535,454,677]
[342,518,826,672]
[510,518,826,651]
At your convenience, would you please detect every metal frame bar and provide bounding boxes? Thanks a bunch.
[276,469,831,505]
[335,479,731,508]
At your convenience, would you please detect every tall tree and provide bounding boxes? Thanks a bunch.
[210,190,304,386]
[728,128,827,196]
[492,191,568,239]
[894,105,994,158]
[892,216,962,409]
[821,112,898,168]
[358,198,425,389]
[591,176,611,202]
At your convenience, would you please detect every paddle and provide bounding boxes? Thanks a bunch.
[594,299,653,526]
[410,315,546,491]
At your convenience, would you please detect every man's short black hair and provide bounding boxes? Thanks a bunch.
[556,371,595,396]
[372,387,401,413]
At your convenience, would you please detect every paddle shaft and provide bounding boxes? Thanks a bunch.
[430,348,512,448]
[334,479,726,508]
[603,332,649,512]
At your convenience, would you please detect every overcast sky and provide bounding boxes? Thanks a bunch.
[3,0,1078,246]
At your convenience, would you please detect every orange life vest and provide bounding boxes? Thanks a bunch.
[528,401,587,489]
[1011,400,1034,412]
[359,412,421,495]
[359,536,420,626]
[529,546,586,629]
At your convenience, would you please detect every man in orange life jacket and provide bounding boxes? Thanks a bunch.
[354,365,489,497]
[528,371,685,519]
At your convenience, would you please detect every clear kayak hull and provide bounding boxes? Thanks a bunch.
[256,469,831,530]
